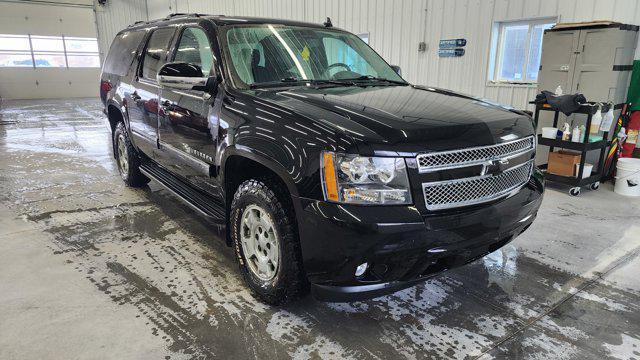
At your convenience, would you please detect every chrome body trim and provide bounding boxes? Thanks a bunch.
[422,160,534,210]
[416,136,535,173]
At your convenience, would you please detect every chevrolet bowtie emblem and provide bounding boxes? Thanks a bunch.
[481,158,510,176]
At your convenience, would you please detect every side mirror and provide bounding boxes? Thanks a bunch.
[157,62,208,90]
[390,65,402,76]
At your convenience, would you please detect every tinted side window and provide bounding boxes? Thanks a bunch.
[173,27,214,77]
[103,30,145,76]
[141,27,175,80]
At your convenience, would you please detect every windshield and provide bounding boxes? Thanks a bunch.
[222,25,405,88]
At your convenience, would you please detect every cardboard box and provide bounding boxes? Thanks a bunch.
[548,150,581,177]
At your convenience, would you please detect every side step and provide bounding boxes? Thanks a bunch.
[139,162,226,224]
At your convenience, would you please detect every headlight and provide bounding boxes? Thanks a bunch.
[321,152,412,205]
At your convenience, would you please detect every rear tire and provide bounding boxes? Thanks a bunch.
[230,179,306,305]
[113,122,149,187]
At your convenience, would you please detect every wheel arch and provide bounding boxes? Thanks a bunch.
[221,147,300,198]
[106,101,126,157]
[221,147,302,246]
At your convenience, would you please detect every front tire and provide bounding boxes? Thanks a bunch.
[113,122,149,187]
[230,179,306,305]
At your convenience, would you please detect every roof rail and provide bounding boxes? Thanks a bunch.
[164,13,204,20]
[127,20,146,28]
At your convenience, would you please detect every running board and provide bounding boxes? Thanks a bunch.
[139,162,226,223]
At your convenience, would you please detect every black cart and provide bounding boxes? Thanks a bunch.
[532,102,623,196]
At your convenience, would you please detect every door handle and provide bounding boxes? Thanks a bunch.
[131,92,141,101]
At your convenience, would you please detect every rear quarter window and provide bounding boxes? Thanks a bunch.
[103,30,145,76]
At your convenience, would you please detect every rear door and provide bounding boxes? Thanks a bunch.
[127,27,176,158]
[156,25,219,193]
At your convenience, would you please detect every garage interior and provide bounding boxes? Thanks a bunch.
[1,0,640,359]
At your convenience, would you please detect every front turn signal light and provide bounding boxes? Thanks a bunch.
[322,152,339,201]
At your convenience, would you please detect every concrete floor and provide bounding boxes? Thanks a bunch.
[0,98,639,360]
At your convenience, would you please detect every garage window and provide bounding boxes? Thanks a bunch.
[0,34,100,68]
[31,35,67,68]
[64,37,101,68]
[489,19,555,83]
[0,34,33,67]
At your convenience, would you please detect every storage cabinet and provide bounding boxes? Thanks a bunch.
[536,23,638,164]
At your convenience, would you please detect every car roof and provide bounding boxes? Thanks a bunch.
[123,13,338,33]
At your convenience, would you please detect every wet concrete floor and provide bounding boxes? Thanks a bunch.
[0,98,639,359]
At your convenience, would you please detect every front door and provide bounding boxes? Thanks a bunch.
[156,26,220,195]
[127,27,176,158]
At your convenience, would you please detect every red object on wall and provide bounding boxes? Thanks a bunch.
[622,111,640,158]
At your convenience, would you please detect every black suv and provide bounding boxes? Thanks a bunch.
[100,13,544,304]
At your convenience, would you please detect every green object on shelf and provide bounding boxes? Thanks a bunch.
[588,135,603,142]
[627,60,640,111]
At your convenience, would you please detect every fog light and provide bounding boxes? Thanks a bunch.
[355,262,368,277]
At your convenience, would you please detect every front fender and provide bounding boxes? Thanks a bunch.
[220,146,300,198]
[217,89,360,200]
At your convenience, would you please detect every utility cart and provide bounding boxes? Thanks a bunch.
[532,102,623,196]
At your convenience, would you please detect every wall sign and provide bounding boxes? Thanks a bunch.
[439,38,467,48]
[438,48,465,57]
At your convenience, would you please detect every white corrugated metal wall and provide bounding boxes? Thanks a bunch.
[94,0,148,60]
[94,0,640,110]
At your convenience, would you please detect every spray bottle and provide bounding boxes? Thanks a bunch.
[590,105,602,135]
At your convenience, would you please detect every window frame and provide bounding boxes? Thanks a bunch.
[170,25,216,78]
[488,17,556,85]
[137,26,177,82]
[0,34,99,69]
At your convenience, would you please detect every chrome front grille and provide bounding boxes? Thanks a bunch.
[422,160,533,210]
[417,136,535,173]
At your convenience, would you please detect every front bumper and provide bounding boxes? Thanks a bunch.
[295,171,544,302]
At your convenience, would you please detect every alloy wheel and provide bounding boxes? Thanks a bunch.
[240,204,279,281]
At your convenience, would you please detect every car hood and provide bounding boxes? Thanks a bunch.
[249,84,535,156]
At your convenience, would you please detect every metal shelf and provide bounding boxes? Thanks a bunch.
[532,101,623,195]
[543,172,602,187]
[537,135,607,151]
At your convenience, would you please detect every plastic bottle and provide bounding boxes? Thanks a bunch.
[562,123,571,141]
[600,107,614,132]
[590,107,602,135]
[571,125,581,142]
[555,85,563,96]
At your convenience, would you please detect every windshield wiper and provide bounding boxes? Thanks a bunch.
[310,79,357,87]
[250,77,308,89]
[343,75,408,85]
[250,77,355,89]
